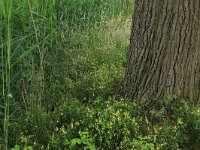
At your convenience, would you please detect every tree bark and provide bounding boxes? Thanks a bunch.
[124,0,200,103]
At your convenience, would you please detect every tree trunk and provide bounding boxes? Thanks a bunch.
[124,0,200,103]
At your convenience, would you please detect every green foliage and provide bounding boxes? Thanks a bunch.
[11,144,33,150]
[63,132,96,150]
[131,136,155,150]
[1,1,133,148]
[0,0,199,149]
[8,98,200,149]
[59,0,132,27]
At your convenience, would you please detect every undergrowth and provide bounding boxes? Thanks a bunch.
[0,0,200,149]
[7,97,200,149]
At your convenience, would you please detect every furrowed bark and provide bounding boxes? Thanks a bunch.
[125,0,200,103]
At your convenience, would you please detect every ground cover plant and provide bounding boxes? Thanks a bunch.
[0,0,200,149]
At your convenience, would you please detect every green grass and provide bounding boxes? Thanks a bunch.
[0,0,13,149]
[0,0,134,148]
[1,0,199,149]
[0,0,133,109]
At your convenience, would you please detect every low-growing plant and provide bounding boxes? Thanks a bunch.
[11,144,33,150]
[63,131,96,150]
[131,136,155,150]
[7,98,200,149]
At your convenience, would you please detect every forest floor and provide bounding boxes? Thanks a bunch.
[0,1,199,149]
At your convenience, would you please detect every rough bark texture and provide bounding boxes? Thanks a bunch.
[125,0,200,103]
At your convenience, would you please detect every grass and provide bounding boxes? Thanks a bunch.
[0,1,13,149]
[0,0,200,149]
[0,0,134,148]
